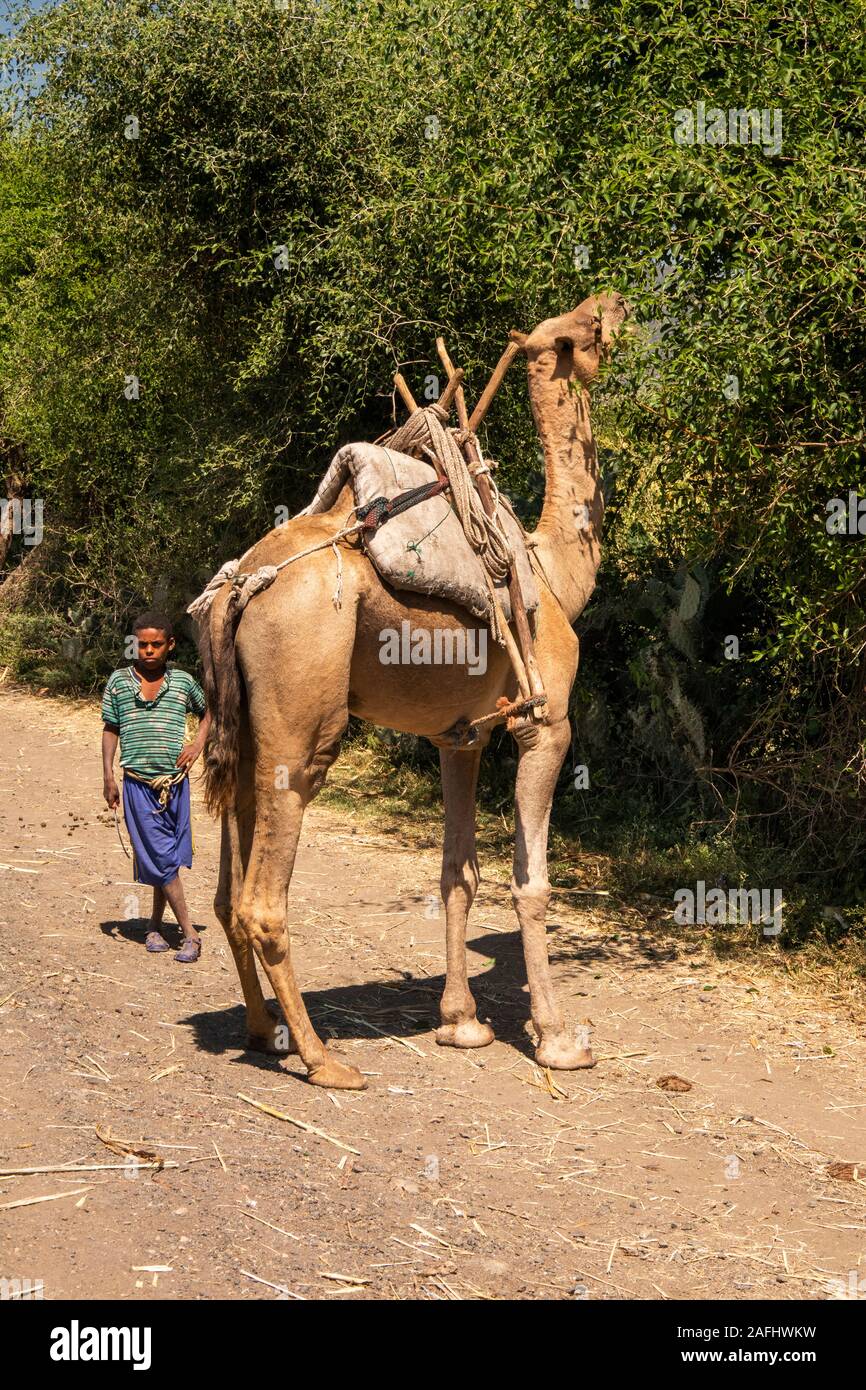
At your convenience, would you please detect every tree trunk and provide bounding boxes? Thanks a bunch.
[0,438,26,572]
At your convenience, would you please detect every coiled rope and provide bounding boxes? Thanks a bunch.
[383,405,513,587]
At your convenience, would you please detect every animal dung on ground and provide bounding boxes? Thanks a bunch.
[656,1075,693,1093]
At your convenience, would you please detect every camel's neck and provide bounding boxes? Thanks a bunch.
[526,351,602,625]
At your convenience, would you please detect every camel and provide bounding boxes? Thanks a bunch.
[198,291,630,1090]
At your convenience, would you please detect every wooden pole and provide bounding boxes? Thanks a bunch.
[435,338,470,430]
[468,340,522,432]
[393,372,417,414]
[395,365,463,424]
[487,590,531,700]
[436,366,464,416]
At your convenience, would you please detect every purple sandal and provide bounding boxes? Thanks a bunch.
[174,937,201,964]
[145,930,170,953]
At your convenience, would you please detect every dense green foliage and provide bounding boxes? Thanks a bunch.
[1,0,864,913]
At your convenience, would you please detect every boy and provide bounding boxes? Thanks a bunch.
[102,611,211,963]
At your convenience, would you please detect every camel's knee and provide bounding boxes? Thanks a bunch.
[220,909,255,957]
[239,908,287,965]
[267,715,348,802]
[215,882,247,946]
[440,854,480,908]
[511,876,550,922]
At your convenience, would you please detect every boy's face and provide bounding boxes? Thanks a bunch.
[135,628,175,672]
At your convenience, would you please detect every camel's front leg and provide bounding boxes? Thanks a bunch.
[238,779,365,1091]
[512,718,595,1069]
[435,747,494,1049]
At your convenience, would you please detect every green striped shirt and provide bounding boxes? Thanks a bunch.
[101,666,207,777]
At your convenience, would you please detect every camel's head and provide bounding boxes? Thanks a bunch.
[512,292,631,385]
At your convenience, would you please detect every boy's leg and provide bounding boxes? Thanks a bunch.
[162,874,200,945]
[144,886,171,951]
[161,782,199,958]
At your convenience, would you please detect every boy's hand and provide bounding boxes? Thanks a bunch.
[103,778,120,809]
[176,739,204,771]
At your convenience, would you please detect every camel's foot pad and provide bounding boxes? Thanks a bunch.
[535,1036,596,1070]
[436,1018,495,1049]
[308,1055,367,1090]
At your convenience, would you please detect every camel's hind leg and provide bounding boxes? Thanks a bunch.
[236,710,365,1091]
[214,798,295,1056]
[435,747,494,1049]
[213,737,293,1053]
[512,718,595,1070]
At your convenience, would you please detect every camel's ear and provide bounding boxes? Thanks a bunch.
[509,329,528,349]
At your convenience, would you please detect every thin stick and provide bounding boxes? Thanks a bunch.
[241,1209,300,1241]
[485,582,531,698]
[468,341,522,432]
[0,1186,93,1210]
[82,1053,111,1081]
[320,1001,426,1056]
[241,1269,305,1300]
[237,1093,361,1155]
[0,1163,171,1176]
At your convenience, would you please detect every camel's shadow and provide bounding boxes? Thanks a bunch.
[98,912,683,1073]
[178,926,619,1070]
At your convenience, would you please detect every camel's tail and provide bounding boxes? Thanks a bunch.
[198,587,244,816]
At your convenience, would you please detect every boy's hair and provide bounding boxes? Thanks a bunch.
[132,610,174,640]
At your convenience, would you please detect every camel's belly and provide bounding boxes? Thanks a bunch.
[349,584,515,737]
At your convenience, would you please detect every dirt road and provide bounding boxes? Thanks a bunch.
[1,687,865,1301]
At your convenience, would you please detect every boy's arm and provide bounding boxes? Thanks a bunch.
[102,725,120,807]
[176,708,211,770]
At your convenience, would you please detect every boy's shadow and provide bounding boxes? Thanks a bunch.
[100,918,210,948]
